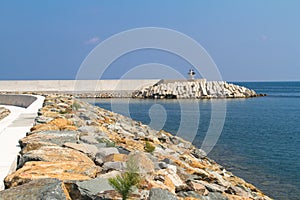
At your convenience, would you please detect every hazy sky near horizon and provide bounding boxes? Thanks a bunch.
[0,1,299,81]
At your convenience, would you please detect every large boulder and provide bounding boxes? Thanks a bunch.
[18,145,95,168]
[76,177,114,199]
[19,131,78,148]
[148,188,178,200]
[128,151,155,174]
[4,161,98,188]
[0,178,72,200]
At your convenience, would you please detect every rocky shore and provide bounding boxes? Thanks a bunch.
[133,80,265,99]
[0,95,272,200]
[0,107,10,121]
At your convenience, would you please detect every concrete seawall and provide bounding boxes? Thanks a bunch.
[0,95,37,108]
[0,80,161,92]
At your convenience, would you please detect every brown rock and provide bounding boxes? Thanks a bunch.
[186,180,208,195]
[19,146,95,167]
[61,125,78,131]
[21,142,58,154]
[119,138,144,151]
[43,111,61,118]
[30,124,59,132]
[104,154,128,162]
[49,118,77,130]
[4,161,98,188]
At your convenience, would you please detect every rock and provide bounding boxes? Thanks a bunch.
[19,131,78,148]
[161,158,174,165]
[95,157,104,166]
[157,162,168,169]
[63,142,98,158]
[140,190,150,199]
[34,116,53,124]
[42,111,61,118]
[104,154,128,162]
[49,118,77,130]
[177,191,205,199]
[96,147,119,160]
[18,145,94,168]
[4,161,98,188]
[186,180,208,194]
[0,107,10,121]
[80,135,99,144]
[129,151,155,174]
[0,178,72,200]
[78,125,100,133]
[102,161,126,172]
[199,192,228,200]
[192,148,207,159]
[148,188,178,200]
[97,170,121,179]
[116,146,131,155]
[197,180,226,193]
[76,177,114,199]
[30,124,60,132]
[161,168,185,193]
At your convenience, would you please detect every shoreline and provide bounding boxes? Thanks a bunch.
[0,94,272,199]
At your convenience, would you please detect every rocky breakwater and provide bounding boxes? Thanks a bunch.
[0,95,271,200]
[133,80,265,99]
[0,107,10,121]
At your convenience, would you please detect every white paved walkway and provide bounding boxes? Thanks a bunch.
[0,95,45,190]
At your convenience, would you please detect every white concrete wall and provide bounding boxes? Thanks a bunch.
[0,80,161,92]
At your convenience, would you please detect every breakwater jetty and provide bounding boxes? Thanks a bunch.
[133,79,263,99]
[0,94,272,199]
[0,80,265,99]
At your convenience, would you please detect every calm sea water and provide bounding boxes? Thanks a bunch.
[90,82,300,200]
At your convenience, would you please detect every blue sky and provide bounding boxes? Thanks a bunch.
[0,0,299,81]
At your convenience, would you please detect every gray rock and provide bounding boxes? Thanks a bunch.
[0,178,74,200]
[78,126,101,134]
[198,181,225,193]
[79,112,91,120]
[80,135,99,144]
[95,157,104,166]
[20,131,78,148]
[76,178,114,199]
[140,190,150,199]
[63,142,98,158]
[102,161,125,172]
[161,158,174,164]
[35,116,53,124]
[117,146,131,155]
[96,147,119,159]
[177,191,204,199]
[192,148,207,159]
[148,188,178,200]
[95,143,107,148]
[199,192,228,200]
[159,162,168,169]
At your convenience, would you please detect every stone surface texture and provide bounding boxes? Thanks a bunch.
[0,94,272,200]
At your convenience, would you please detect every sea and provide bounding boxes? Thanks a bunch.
[89,82,300,200]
